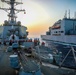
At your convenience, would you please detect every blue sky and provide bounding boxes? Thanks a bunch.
[33,0,76,17]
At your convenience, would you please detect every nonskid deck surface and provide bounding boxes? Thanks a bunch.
[0,45,16,75]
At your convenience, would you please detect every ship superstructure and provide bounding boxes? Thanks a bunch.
[42,13,76,44]
[0,0,28,43]
[41,11,76,68]
[0,1,42,75]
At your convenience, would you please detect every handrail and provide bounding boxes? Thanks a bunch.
[59,46,76,67]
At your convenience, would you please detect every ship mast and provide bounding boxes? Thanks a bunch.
[0,0,25,22]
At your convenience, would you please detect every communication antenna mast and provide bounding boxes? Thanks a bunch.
[64,10,67,19]
[75,12,76,19]
[68,9,70,19]
[0,0,25,22]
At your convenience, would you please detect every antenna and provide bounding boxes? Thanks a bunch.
[75,12,76,19]
[0,0,25,22]
[68,9,70,19]
[64,10,67,19]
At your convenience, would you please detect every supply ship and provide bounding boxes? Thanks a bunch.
[41,11,76,69]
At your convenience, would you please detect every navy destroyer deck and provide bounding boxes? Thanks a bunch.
[0,45,76,75]
[0,46,16,75]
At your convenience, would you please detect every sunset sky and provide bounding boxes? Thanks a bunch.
[0,0,76,38]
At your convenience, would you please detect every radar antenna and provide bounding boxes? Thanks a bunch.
[0,0,25,22]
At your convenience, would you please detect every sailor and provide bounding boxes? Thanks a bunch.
[3,41,6,46]
[9,40,12,46]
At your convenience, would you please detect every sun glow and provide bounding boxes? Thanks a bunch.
[17,0,50,26]
[16,0,51,38]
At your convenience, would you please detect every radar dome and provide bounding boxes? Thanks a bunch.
[4,20,8,25]
[17,21,21,25]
